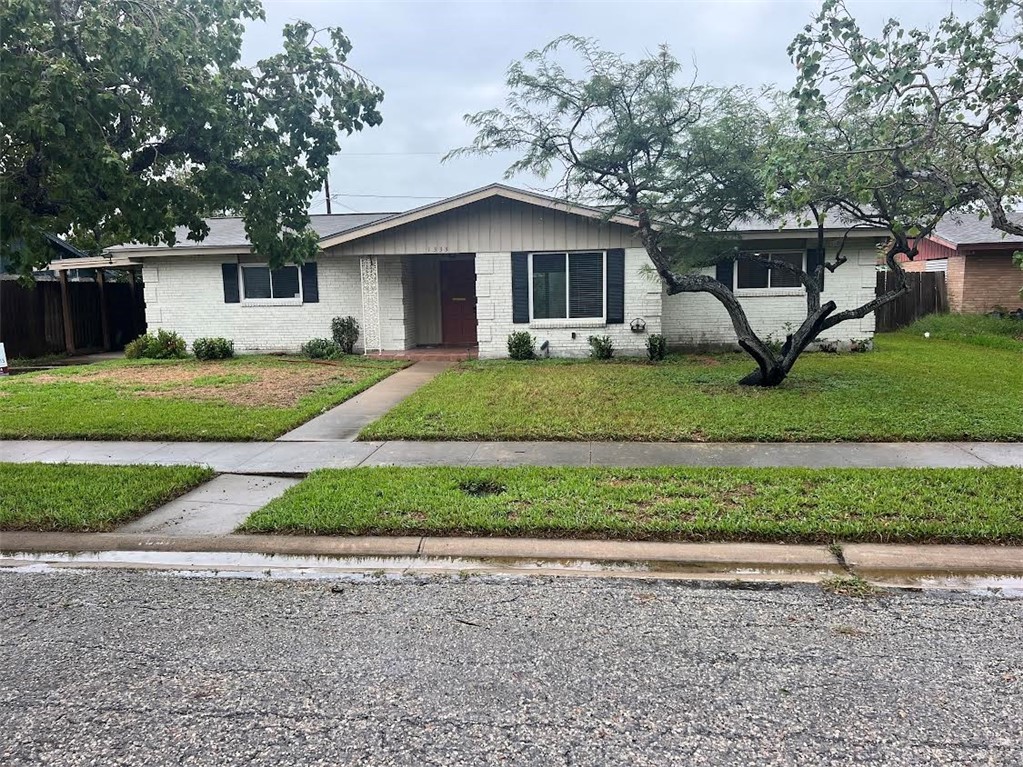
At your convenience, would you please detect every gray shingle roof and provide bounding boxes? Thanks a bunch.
[932,212,1023,247]
[109,212,393,251]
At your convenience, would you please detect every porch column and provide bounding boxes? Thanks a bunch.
[360,255,382,353]
[58,270,76,355]
[96,269,112,351]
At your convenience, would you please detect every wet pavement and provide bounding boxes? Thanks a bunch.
[2,439,1021,473]
[1,569,1020,766]
[117,474,299,536]
[276,361,453,442]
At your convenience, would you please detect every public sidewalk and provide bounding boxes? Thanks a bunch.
[1,438,1021,473]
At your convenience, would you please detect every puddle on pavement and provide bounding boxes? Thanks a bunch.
[857,570,1023,598]
[1,550,1020,595]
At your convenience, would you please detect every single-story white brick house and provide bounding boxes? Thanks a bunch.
[100,184,883,357]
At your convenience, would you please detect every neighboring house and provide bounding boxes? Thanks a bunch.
[93,184,883,357]
[903,212,1023,313]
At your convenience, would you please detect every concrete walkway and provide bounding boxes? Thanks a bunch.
[118,474,298,536]
[2,438,1021,473]
[276,360,452,442]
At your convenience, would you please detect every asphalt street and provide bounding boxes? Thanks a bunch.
[1,570,1020,766]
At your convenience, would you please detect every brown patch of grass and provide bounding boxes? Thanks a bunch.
[31,361,375,408]
[719,483,758,508]
[692,356,722,366]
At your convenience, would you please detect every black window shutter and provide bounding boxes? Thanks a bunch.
[511,251,529,323]
[715,259,734,291]
[301,262,319,303]
[605,248,625,324]
[222,263,240,303]
[806,247,825,291]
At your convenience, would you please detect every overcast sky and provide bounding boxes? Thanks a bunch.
[248,0,965,214]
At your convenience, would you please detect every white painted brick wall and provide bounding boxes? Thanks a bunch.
[142,255,366,353]
[476,248,663,359]
[376,255,412,350]
[661,242,878,348]
[143,243,878,357]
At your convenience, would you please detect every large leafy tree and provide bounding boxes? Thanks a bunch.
[0,0,382,273]
[454,37,894,386]
[782,0,1023,307]
[452,37,803,385]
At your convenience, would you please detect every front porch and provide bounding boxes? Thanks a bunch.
[358,253,479,354]
[367,346,478,362]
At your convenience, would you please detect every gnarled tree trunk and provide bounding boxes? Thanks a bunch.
[638,211,913,387]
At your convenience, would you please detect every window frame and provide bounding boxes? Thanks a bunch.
[239,263,303,305]
[734,250,807,293]
[527,250,608,325]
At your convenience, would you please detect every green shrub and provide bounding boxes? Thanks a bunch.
[588,334,614,360]
[331,316,360,354]
[123,329,187,360]
[506,331,536,360]
[646,334,667,361]
[192,337,235,361]
[301,338,344,359]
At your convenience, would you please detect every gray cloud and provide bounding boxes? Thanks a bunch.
[248,0,964,212]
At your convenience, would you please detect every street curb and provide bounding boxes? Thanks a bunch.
[2,532,1021,576]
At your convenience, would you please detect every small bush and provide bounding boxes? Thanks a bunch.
[646,334,667,362]
[123,329,187,360]
[507,331,536,360]
[588,335,614,360]
[192,337,235,361]
[331,316,360,354]
[301,338,344,359]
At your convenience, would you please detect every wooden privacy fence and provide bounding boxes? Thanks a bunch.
[874,271,949,332]
[0,273,145,358]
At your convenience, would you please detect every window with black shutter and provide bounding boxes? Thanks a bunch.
[528,251,605,320]
[240,264,302,301]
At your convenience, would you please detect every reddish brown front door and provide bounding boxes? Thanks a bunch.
[439,259,477,345]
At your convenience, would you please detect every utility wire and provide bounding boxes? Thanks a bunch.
[329,193,447,200]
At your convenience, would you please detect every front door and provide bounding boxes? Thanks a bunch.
[439,259,477,345]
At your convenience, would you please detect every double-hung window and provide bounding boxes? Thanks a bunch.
[241,264,301,302]
[735,251,804,290]
[529,251,605,321]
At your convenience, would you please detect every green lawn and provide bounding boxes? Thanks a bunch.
[360,333,1023,442]
[0,463,213,532]
[239,466,1023,544]
[0,355,404,441]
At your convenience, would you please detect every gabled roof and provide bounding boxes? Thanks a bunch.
[316,183,641,249]
[930,211,1023,249]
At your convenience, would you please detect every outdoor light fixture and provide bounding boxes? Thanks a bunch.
[630,317,646,333]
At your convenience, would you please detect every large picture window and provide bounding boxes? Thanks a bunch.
[529,251,605,320]
[241,264,301,301]
[735,252,804,290]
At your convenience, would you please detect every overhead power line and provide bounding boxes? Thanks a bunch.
[339,151,446,156]
[329,193,446,199]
